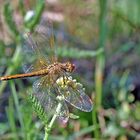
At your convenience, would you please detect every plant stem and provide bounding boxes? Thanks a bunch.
[44,101,63,140]
[10,81,24,133]
[92,0,108,139]
[0,45,21,95]
[96,0,107,110]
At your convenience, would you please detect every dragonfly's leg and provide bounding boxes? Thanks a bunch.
[54,83,61,95]
[62,75,66,85]
[55,83,65,99]
[59,69,68,85]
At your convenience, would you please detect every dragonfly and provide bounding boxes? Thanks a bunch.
[0,21,93,123]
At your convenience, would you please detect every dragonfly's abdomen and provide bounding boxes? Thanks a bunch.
[0,69,49,81]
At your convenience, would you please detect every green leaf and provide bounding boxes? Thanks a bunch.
[3,2,19,39]
[68,125,97,140]
[0,123,9,135]
[69,113,79,119]
[28,91,48,124]
[18,0,25,16]
[57,47,103,59]
[24,0,45,31]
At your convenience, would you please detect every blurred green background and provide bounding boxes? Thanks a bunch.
[0,0,140,139]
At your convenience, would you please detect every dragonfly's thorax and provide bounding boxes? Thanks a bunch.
[39,62,75,84]
[47,62,75,73]
[61,62,75,73]
[47,62,62,74]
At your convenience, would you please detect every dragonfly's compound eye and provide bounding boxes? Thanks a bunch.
[65,62,75,72]
[71,63,75,72]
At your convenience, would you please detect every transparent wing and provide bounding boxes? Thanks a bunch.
[22,20,57,73]
[57,77,93,112]
[33,21,57,63]
[64,86,93,112]
[22,31,49,73]
[32,77,69,122]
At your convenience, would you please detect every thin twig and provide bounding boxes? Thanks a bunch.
[44,97,63,140]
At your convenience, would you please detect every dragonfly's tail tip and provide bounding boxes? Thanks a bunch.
[0,77,4,81]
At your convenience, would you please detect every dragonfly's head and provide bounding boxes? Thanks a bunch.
[63,62,75,73]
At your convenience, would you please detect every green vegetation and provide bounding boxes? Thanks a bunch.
[0,0,140,139]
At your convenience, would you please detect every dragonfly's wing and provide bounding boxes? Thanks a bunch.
[22,21,57,73]
[57,77,93,112]
[64,87,93,112]
[22,31,49,73]
[33,21,57,63]
[32,77,69,123]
